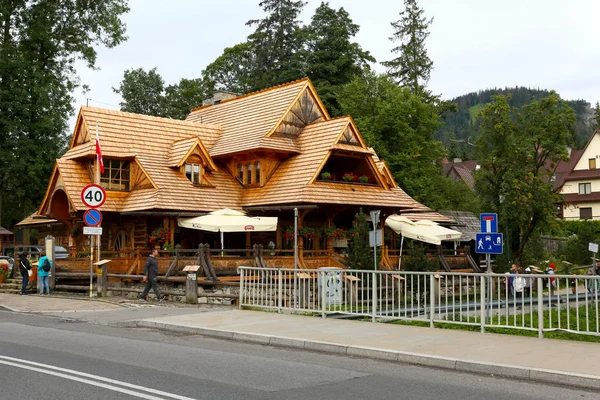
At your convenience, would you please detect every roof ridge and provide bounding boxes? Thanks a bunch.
[81,106,221,128]
[189,77,310,113]
[304,115,350,127]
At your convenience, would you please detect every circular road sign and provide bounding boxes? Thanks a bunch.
[81,184,106,209]
[83,209,103,227]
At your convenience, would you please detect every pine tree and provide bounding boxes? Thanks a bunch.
[594,101,600,132]
[305,3,374,116]
[382,0,433,97]
[246,0,307,90]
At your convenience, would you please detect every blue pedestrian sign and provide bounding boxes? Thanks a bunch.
[475,233,503,254]
[480,213,498,233]
[83,209,103,227]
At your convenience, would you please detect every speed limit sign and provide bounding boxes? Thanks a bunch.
[81,184,106,208]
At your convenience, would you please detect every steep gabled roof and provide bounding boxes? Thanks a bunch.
[167,137,217,170]
[41,107,242,213]
[187,78,328,157]
[241,117,427,210]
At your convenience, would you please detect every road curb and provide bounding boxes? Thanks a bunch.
[135,320,600,391]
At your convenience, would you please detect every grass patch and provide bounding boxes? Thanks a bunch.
[389,303,600,343]
[468,103,485,123]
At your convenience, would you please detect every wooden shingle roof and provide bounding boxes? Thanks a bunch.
[242,117,428,210]
[52,107,242,213]
[31,79,442,222]
[186,79,318,157]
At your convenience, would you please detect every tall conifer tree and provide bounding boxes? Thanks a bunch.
[383,0,433,97]
[245,0,307,90]
[305,2,374,116]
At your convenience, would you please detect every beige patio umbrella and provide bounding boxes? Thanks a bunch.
[385,215,462,268]
[177,208,278,250]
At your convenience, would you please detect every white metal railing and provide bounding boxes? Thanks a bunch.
[238,267,600,338]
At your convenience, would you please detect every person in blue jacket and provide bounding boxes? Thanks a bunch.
[37,251,52,295]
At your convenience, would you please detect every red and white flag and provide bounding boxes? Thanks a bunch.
[96,122,104,174]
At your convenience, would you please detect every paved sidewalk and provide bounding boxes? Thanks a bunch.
[2,293,600,390]
[137,310,600,390]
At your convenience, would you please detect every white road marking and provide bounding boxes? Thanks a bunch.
[0,355,197,400]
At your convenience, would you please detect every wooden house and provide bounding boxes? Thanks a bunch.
[17,78,451,266]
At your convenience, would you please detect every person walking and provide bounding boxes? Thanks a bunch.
[37,251,52,295]
[140,249,163,302]
[18,252,32,295]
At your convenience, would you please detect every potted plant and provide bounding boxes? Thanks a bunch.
[358,175,369,183]
[342,172,357,182]
[0,260,9,283]
[298,226,315,240]
[148,227,170,248]
[320,171,332,180]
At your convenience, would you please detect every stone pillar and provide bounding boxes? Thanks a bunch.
[183,265,200,304]
[96,261,109,297]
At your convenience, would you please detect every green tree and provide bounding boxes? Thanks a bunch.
[245,0,307,90]
[202,42,256,94]
[305,2,374,116]
[475,92,576,266]
[382,0,433,97]
[338,73,446,206]
[0,0,129,227]
[593,101,600,132]
[163,78,207,120]
[113,67,166,117]
[347,209,373,270]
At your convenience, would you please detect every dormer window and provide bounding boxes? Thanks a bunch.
[100,160,130,191]
[237,161,261,186]
[246,163,253,184]
[185,163,201,185]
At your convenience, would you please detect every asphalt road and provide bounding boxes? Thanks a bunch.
[1,311,598,400]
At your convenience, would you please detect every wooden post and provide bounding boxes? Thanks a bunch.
[246,232,251,257]
[276,222,282,250]
[326,215,334,251]
[169,217,175,246]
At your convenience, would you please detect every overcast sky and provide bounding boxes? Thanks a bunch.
[71,0,600,130]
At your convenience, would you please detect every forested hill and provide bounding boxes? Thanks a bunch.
[436,87,595,158]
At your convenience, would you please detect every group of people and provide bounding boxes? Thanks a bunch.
[14,248,162,300]
[16,251,52,295]
[506,264,536,298]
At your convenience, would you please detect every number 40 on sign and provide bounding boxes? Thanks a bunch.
[81,184,106,209]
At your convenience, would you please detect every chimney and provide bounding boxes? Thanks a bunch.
[567,146,572,158]
[202,90,239,106]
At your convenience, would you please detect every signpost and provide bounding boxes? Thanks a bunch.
[477,213,503,330]
[480,213,497,234]
[81,184,106,209]
[83,209,103,227]
[81,184,106,299]
[370,210,381,271]
[590,242,599,272]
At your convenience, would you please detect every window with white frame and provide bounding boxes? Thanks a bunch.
[579,182,592,195]
[185,163,201,184]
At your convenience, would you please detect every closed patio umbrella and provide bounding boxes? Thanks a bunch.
[385,215,462,269]
[177,208,278,250]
